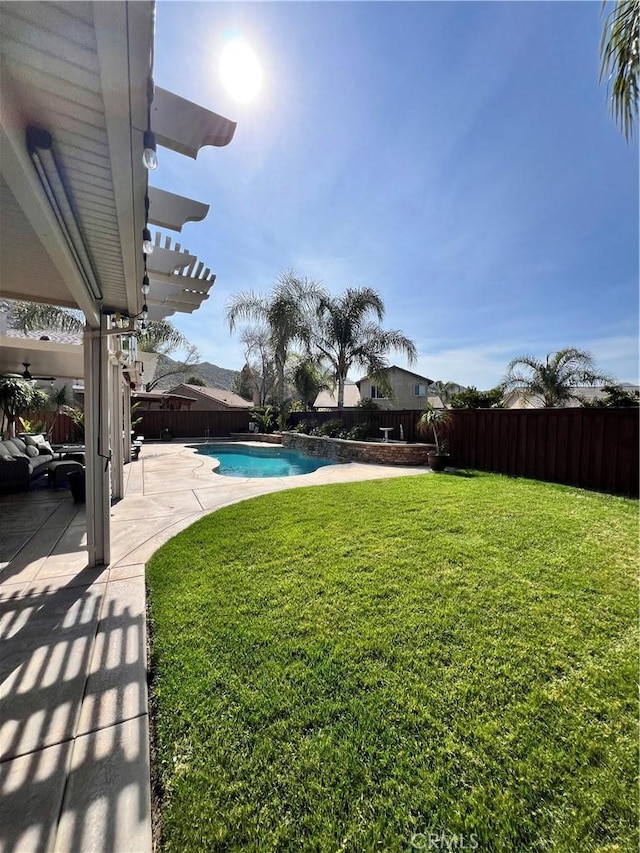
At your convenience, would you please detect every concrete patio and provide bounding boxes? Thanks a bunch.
[0,441,429,852]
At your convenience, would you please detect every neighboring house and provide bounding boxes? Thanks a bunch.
[355,366,436,411]
[503,385,640,408]
[131,390,197,411]
[169,383,252,411]
[313,382,361,410]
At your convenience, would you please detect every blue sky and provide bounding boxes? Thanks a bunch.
[153,1,638,387]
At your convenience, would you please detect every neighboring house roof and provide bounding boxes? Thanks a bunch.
[6,328,83,345]
[355,365,433,385]
[426,394,445,409]
[169,383,252,409]
[503,386,640,408]
[314,384,362,409]
[132,390,198,403]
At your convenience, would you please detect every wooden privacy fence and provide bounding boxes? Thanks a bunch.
[287,409,425,442]
[445,408,639,497]
[21,411,81,445]
[136,409,250,439]
[24,406,638,495]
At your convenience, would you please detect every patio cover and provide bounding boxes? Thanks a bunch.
[0,1,237,566]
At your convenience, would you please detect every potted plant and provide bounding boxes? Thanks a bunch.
[417,404,451,471]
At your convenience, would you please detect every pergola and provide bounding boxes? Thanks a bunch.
[0,1,236,566]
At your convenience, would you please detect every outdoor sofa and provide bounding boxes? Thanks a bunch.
[0,435,55,491]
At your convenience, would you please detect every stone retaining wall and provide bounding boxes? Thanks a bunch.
[282,432,434,466]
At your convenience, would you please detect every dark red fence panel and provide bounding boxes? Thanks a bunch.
[447,408,639,497]
[135,409,250,439]
[21,411,80,444]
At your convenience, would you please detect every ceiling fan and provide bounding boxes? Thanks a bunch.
[1,362,56,382]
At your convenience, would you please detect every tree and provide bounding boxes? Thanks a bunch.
[503,348,612,407]
[450,385,505,409]
[600,0,639,141]
[145,346,201,391]
[237,326,277,405]
[580,384,640,407]
[310,287,417,409]
[288,355,332,409]
[428,380,464,406]
[226,272,323,405]
[232,364,256,402]
[0,378,49,437]
[185,375,206,387]
[137,320,190,356]
[47,384,73,436]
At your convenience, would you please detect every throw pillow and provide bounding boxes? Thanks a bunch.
[26,446,40,458]
[39,440,53,454]
[25,434,45,447]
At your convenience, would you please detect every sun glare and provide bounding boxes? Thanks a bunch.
[219,39,262,104]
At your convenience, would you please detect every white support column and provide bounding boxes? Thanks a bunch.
[124,382,132,464]
[110,343,124,500]
[84,318,111,568]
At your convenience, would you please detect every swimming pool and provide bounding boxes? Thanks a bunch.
[197,443,336,478]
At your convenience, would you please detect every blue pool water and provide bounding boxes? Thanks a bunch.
[197,444,336,478]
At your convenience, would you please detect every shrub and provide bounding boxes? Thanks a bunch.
[357,397,381,410]
[580,385,640,408]
[293,419,318,435]
[449,385,505,409]
[250,406,277,434]
[318,419,344,438]
[347,423,372,441]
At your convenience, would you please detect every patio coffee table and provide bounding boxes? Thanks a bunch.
[52,444,85,463]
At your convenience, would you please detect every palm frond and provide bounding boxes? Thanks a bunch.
[600,0,639,141]
[9,301,83,333]
[226,291,269,332]
[137,320,190,355]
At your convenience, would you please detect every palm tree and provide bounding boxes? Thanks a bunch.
[9,300,191,355]
[600,0,639,141]
[6,299,197,391]
[503,348,612,407]
[288,355,332,409]
[226,272,323,405]
[137,320,190,355]
[311,287,418,410]
[428,380,464,406]
[8,301,83,333]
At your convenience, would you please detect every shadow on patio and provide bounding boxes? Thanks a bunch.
[0,490,150,852]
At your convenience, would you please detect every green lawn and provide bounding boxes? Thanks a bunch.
[147,473,638,852]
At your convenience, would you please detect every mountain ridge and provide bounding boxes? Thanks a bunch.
[150,355,240,391]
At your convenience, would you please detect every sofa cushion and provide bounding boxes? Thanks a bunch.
[1,440,28,459]
[30,454,53,470]
[10,437,28,453]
